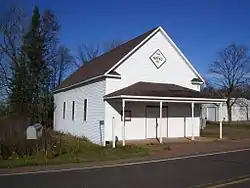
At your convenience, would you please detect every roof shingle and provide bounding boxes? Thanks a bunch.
[104,82,223,99]
[56,27,158,91]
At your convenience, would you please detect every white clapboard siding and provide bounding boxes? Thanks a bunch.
[54,79,106,145]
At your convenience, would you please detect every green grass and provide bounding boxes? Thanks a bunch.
[201,122,250,140]
[0,132,150,168]
[226,123,250,130]
[0,147,149,168]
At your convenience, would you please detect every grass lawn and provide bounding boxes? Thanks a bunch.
[0,132,150,168]
[0,146,150,168]
[201,122,250,140]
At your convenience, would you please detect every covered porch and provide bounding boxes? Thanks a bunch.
[104,82,227,148]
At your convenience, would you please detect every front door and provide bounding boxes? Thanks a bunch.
[207,107,216,121]
[146,106,167,139]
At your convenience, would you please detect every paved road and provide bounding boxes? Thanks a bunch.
[225,180,250,188]
[1,150,250,188]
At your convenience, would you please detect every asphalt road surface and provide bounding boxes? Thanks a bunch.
[225,180,250,188]
[1,149,250,188]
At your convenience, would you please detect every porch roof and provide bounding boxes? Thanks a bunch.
[104,82,226,102]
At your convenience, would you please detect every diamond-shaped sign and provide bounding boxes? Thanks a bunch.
[150,49,166,69]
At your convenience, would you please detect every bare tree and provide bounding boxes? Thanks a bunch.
[201,81,216,95]
[74,40,123,67]
[0,52,8,99]
[75,44,99,67]
[51,45,74,89]
[103,39,123,52]
[209,44,250,122]
[0,6,25,99]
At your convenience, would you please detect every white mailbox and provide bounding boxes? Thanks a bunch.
[26,123,43,139]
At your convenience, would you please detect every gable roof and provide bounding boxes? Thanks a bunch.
[55,26,205,93]
[104,82,223,99]
[55,27,158,92]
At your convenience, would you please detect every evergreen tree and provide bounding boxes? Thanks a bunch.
[3,5,69,126]
[9,5,59,124]
[22,5,46,122]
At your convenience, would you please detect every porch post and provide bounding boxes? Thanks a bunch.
[191,102,194,141]
[219,102,223,139]
[112,117,116,148]
[159,101,163,143]
[122,99,126,146]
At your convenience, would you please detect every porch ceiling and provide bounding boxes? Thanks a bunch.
[104,82,226,103]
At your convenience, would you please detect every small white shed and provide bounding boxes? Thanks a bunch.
[202,98,250,122]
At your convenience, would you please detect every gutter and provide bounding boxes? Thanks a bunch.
[54,74,121,94]
[104,95,227,102]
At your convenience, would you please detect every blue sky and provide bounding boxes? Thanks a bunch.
[5,0,250,78]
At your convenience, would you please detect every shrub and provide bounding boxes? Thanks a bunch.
[0,141,12,160]
[0,125,150,168]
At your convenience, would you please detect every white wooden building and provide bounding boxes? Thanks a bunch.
[54,26,226,146]
[202,98,250,122]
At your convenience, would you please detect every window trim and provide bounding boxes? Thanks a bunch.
[121,110,131,121]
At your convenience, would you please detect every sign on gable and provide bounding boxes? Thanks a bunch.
[150,49,166,69]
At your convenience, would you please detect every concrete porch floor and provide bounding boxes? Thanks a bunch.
[118,137,214,146]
